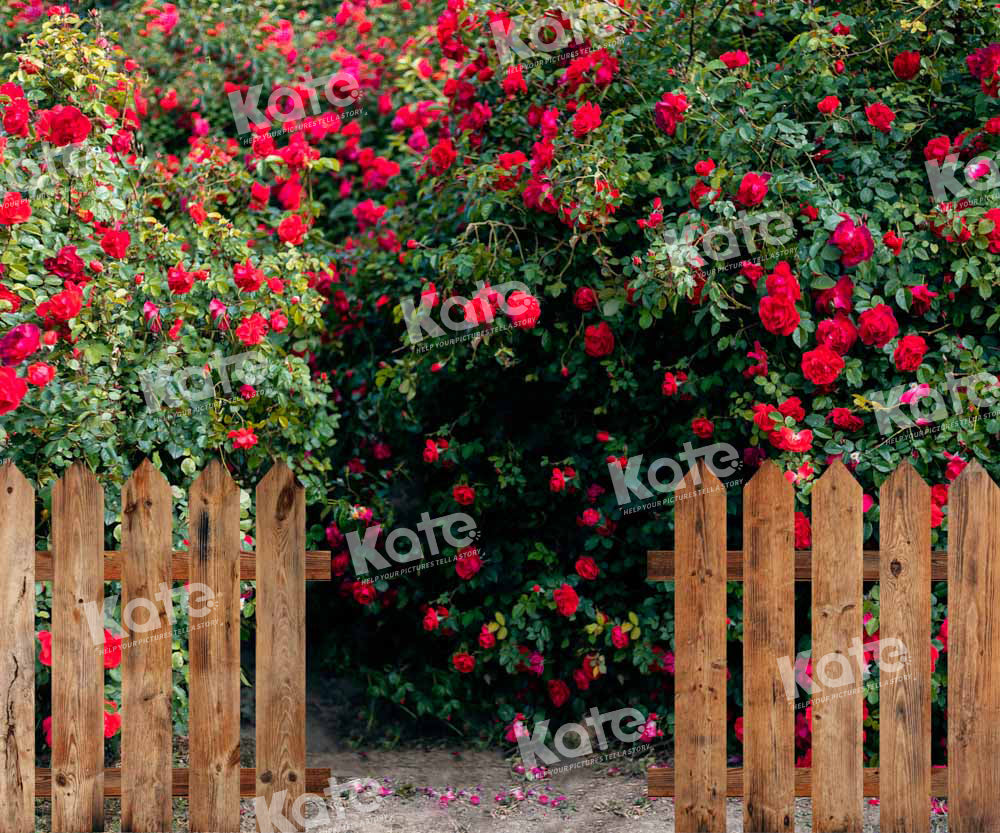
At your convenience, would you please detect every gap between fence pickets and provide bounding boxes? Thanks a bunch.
[31,549,332,580]
[33,767,334,797]
[647,766,950,798]
[647,549,950,581]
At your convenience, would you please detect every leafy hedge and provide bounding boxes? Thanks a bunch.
[2,0,998,770]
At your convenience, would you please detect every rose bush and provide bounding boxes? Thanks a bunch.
[1,0,996,775]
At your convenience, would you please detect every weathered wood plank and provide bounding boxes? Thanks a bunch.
[647,549,948,581]
[33,550,332,581]
[256,462,306,831]
[742,462,794,832]
[121,460,173,832]
[811,461,863,832]
[0,463,35,833]
[674,462,727,832]
[879,461,931,832]
[647,765,949,797]
[34,767,333,796]
[948,461,1000,831]
[189,461,241,833]
[51,463,105,833]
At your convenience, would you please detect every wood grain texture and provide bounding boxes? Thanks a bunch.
[120,460,173,832]
[647,765,949,797]
[188,460,241,833]
[742,462,794,832]
[256,462,306,832]
[811,461,863,832]
[34,767,333,796]
[948,461,1000,832]
[51,463,105,833]
[879,462,931,832]
[647,549,948,580]
[33,550,331,581]
[0,463,35,833]
[673,462,727,832]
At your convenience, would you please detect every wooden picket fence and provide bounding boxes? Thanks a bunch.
[646,458,1000,832]
[0,458,332,833]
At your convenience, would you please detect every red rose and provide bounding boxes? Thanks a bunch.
[573,287,598,310]
[548,679,570,707]
[575,556,600,580]
[452,652,475,673]
[910,285,938,315]
[0,323,40,364]
[233,258,265,292]
[893,51,921,80]
[427,138,457,175]
[778,397,806,422]
[694,158,715,176]
[0,367,27,414]
[801,345,845,385]
[893,334,928,372]
[882,230,904,255]
[35,104,92,146]
[104,703,122,739]
[352,581,376,605]
[0,192,30,225]
[235,313,269,346]
[661,370,686,396]
[858,304,899,347]
[2,97,30,137]
[227,427,258,449]
[26,362,54,387]
[505,290,540,329]
[794,512,811,549]
[37,630,52,666]
[167,264,194,295]
[865,102,896,133]
[770,426,813,453]
[829,214,874,268]
[453,484,476,505]
[816,314,857,355]
[759,294,800,336]
[765,261,801,301]
[692,417,714,438]
[653,91,688,136]
[924,136,952,165]
[572,102,601,137]
[44,245,85,281]
[817,96,840,115]
[103,630,122,670]
[37,288,82,325]
[478,626,496,649]
[100,229,130,260]
[278,214,308,245]
[719,50,749,68]
[736,172,770,207]
[553,583,579,616]
[689,180,717,209]
[455,548,481,579]
[829,408,864,432]
[584,322,614,357]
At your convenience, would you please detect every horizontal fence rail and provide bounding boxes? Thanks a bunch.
[0,458,331,833]
[647,458,998,832]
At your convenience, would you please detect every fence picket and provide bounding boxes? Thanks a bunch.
[256,462,306,831]
[811,461,862,832]
[948,461,1000,831]
[879,462,931,832]
[743,461,794,832]
[188,461,241,833]
[674,462,727,832]
[0,463,35,833]
[51,464,105,833]
[120,460,173,832]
